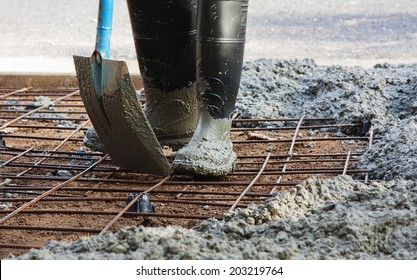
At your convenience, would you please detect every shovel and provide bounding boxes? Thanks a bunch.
[73,0,170,176]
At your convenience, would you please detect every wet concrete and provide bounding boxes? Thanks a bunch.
[83,127,106,152]
[237,58,417,182]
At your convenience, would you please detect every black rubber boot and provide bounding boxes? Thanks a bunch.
[126,0,199,148]
[173,0,249,176]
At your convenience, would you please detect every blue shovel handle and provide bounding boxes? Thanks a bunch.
[95,0,114,59]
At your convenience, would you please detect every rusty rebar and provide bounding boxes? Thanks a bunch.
[233,136,381,144]
[0,243,43,250]
[0,189,276,199]
[231,123,361,132]
[0,225,102,234]
[0,147,34,168]
[0,109,86,115]
[0,90,79,130]
[1,145,362,160]
[0,116,88,121]
[232,169,369,176]
[0,87,33,99]
[270,115,305,193]
[364,128,374,184]
[232,117,335,123]
[0,151,361,174]
[83,168,120,197]
[0,193,271,203]
[342,151,352,175]
[0,210,224,220]
[0,174,288,187]
[0,154,109,224]
[1,134,83,142]
[16,120,90,177]
[230,153,271,211]
[1,124,88,131]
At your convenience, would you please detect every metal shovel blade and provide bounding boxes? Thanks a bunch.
[73,53,170,176]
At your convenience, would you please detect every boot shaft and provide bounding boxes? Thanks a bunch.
[173,0,249,176]
[197,0,249,119]
[126,0,197,92]
[197,0,248,40]
[126,0,199,147]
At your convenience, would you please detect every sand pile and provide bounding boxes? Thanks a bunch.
[13,59,417,260]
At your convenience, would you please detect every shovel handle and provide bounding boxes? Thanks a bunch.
[95,0,114,59]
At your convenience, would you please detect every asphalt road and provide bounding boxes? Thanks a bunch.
[0,0,416,73]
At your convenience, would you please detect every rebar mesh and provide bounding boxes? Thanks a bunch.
[0,87,374,258]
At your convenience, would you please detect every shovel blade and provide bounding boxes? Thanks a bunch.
[74,54,170,176]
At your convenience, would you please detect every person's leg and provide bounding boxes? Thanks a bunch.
[126,0,199,148]
[172,0,249,176]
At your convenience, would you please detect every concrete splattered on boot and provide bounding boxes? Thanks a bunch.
[144,84,199,149]
[172,111,237,176]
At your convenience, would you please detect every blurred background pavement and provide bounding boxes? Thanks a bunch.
[0,0,416,73]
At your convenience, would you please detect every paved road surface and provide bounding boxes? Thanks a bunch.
[0,0,416,73]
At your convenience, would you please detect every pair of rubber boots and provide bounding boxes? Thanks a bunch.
[127,0,248,176]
